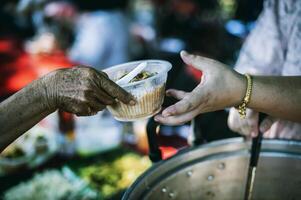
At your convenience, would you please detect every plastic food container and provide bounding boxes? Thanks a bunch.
[104,60,172,121]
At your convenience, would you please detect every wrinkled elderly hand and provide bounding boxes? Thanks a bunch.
[42,66,135,116]
[155,51,245,125]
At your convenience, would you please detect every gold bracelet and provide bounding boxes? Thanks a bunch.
[236,74,253,119]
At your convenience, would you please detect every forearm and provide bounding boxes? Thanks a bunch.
[238,76,301,122]
[0,78,55,152]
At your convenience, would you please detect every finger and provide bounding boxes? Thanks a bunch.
[92,87,115,105]
[227,108,256,137]
[155,108,200,126]
[240,125,253,137]
[161,97,194,117]
[227,108,241,133]
[162,89,201,117]
[250,127,259,138]
[74,104,94,116]
[260,116,276,133]
[247,112,259,137]
[85,96,106,112]
[75,104,105,116]
[96,72,136,105]
[263,121,278,138]
[166,89,187,100]
[99,71,109,78]
[69,95,104,116]
[180,50,216,71]
[76,111,98,116]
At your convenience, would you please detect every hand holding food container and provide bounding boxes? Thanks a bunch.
[104,60,172,121]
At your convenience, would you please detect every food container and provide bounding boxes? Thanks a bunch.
[123,138,301,200]
[104,60,172,121]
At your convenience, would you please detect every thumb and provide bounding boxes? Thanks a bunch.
[180,50,214,72]
[166,89,187,100]
[259,116,276,133]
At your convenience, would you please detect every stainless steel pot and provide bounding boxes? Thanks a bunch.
[123,138,301,200]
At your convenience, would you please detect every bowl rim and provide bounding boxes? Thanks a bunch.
[103,59,172,88]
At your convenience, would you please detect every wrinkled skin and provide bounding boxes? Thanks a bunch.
[0,66,135,151]
[43,66,135,116]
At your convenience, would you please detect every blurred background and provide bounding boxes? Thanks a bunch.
[0,0,263,199]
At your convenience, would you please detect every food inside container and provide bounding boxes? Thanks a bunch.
[104,60,172,121]
[119,71,158,83]
[1,146,26,159]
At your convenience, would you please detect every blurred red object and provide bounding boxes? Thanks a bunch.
[160,146,178,160]
[157,134,188,160]
[0,37,36,97]
[0,37,74,97]
[186,64,203,81]
[29,52,74,77]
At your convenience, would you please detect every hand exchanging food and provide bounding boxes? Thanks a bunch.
[155,51,245,125]
[0,66,135,151]
[155,51,301,128]
[42,66,135,116]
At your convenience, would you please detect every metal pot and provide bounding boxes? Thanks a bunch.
[123,138,301,200]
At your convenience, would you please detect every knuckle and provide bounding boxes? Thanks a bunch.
[73,107,83,115]
[78,96,88,104]
[86,68,96,76]
[78,66,94,76]
[99,71,109,78]
[83,89,92,97]
[104,99,114,105]
[82,100,90,106]
[76,65,87,68]
[99,78,108,88]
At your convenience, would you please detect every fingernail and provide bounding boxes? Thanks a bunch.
[129,100,136,106]
[180,50,193,64]
[181,50,189,57]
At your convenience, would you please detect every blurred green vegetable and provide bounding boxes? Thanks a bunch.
[79,153,151,199]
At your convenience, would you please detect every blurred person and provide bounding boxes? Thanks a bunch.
[227,0,301,140]
[68,0,130,70]
[155,51,301,131]
[0,1,78,101]
[18,0,76,55]
[154,0,219,40]
[0,66,135,152]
